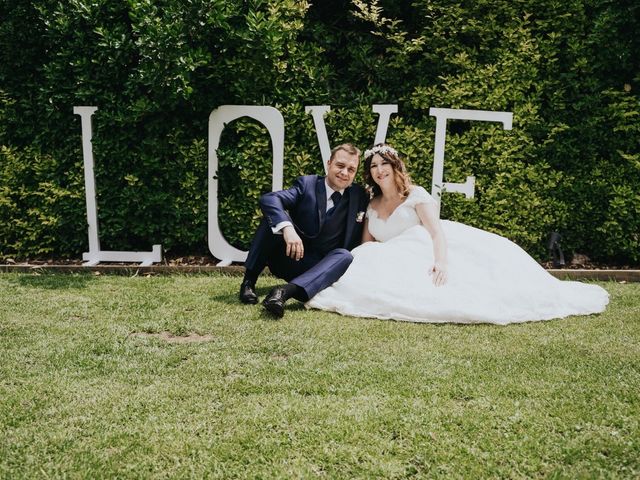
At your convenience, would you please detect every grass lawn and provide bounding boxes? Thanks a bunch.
[1,272,638,478]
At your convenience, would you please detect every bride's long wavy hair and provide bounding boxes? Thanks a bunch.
[363,143,412,198]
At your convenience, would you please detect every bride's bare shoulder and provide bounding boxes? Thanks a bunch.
[408,185,431,197]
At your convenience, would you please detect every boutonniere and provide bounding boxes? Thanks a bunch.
[356,211,365,223]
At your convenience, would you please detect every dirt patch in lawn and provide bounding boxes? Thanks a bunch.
[130,331,214,343]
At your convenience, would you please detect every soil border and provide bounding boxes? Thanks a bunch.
[1,264,639,282]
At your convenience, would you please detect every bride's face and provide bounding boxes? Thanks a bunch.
[369,154,395,188]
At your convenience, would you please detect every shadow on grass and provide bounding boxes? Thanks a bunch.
[8,272,97,290]
[209,286,280,304]
[209,283,308,321]
[258,300,307,320]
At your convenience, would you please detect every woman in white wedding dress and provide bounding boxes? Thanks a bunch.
[307,144,609,325]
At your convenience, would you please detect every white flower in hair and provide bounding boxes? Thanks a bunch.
[364,145,399,159]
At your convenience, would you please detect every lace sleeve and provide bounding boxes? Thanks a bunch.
[406,186,436,207]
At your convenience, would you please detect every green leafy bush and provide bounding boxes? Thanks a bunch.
[0,0,638,262]
[0,145,85,257]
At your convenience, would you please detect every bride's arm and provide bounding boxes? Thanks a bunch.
[416,202,448,286]
[361,218,376,243]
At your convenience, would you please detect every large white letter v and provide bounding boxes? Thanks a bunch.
[305,104,398,172]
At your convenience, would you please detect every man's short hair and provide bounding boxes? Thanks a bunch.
[329,143,361,161]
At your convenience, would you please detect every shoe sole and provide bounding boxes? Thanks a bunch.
[262,300,284,318]
[239,296,258,305]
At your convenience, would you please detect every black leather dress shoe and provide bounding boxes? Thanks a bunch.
[239,281,258,304]
[262,287,287,318]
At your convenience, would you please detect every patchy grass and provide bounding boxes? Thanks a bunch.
[0,273,638,478]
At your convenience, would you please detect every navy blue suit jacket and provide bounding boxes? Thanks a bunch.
[259,175,369,252]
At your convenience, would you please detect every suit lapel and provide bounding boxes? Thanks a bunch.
[343,185,357,246]
[316,177,327,227]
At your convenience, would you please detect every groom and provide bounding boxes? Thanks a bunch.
[239,143,369,318]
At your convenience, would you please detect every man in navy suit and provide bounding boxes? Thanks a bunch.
[239,143,369,318]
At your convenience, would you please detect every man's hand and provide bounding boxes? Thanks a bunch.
[429,262,448,287]
[283,226,304,261]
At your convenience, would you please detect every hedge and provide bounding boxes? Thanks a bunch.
[1,0,638,262]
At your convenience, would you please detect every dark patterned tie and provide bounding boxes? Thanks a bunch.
[326,191,342,217]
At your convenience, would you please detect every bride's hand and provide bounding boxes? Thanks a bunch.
[429,262,447,287]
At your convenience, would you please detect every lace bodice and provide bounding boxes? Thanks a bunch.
[366,186,436,242]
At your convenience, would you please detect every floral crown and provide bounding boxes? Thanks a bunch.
[363,144,399,160]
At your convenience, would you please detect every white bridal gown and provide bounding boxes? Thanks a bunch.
[307,186,609,325]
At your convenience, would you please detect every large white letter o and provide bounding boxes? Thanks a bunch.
[208,106,285,266]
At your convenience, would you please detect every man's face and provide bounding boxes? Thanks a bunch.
[326,150,359,191]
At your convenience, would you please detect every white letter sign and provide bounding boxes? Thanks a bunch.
[304,105,332,169]
[75,104,516,266]
[305,104,398,172]
[208,106,285,266]
[429,108,513,214]
[74,106,162,266]
[372,104,398,145]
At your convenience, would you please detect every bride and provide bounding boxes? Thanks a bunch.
[306,144,609,324]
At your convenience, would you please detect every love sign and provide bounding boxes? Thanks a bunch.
[75,105,512,266]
